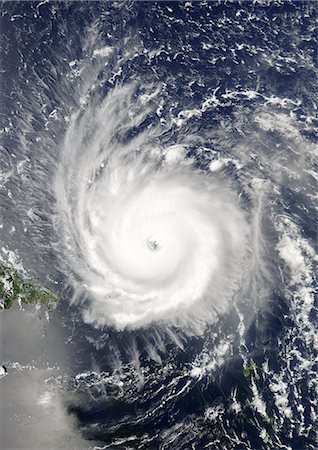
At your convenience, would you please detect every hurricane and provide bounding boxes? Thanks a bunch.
[55,83,249,331]
[1,2,317,450]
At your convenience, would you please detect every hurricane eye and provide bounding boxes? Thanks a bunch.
[147,236,161,251]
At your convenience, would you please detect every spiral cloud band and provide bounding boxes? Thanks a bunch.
[55,85,248,330]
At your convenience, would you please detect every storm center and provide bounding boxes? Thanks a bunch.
[147,235,162,251]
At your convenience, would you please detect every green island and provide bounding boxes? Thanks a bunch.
[242,359,260,380]
[0,261,58,310]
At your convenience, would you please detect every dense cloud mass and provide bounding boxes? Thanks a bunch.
[55,84,249,330]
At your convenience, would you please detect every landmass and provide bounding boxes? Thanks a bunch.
[0,261,58,310]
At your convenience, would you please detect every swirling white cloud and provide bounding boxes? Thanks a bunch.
[55,84,248,331]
